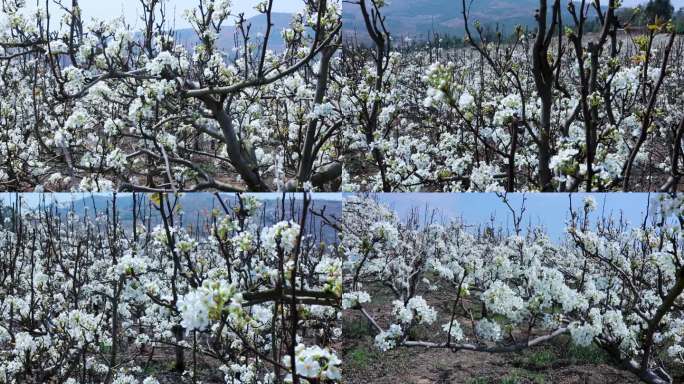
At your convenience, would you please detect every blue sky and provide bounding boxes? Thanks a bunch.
[19,0,303,29]
[15,0,683,30]
[21,0,680,25]
[0,192,105,208]
[373,193,658,241]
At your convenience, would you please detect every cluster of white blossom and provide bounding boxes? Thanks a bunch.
[283,344,342,382]
[374,324,403,352]
[475,318,503,342]
[442,321,465,342]
[178,280,243,331]
[113,251,148,276]
[342,291,371,310]
[261,220,301,254]
[392,297,437,325]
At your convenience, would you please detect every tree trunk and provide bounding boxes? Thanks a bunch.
[173,324,185,372]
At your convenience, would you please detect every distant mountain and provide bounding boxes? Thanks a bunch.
[342,0,681,43]
[52,193,341,245]
[623,0,684,7]
[174,12,293,53]
[343,0,545,42]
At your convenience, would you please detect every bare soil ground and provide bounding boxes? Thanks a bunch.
[342,284,683,384]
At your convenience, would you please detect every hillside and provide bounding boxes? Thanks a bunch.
[343,0,552,41]
[51,193,342,244]
[342,0,684,42]
[174,12,293,52]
